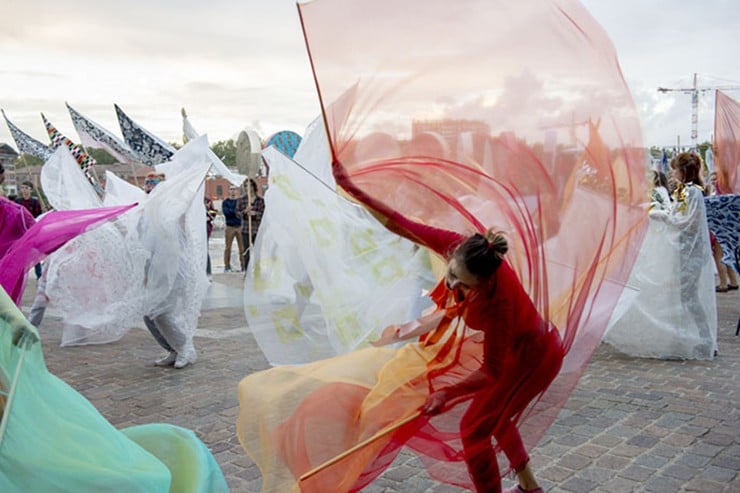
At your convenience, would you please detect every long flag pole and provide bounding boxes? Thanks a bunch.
[298,410,422,483]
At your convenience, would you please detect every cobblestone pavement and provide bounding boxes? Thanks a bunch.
[22,232,740,492]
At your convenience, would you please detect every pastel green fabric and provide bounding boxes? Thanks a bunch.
[0,287,228,492]
[124,424,229,493]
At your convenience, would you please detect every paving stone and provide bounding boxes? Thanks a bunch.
[619,464,655,482]
[560,476,599,493]
[556,453,592,470]
[662,463,699,481]
[644,474,683,493]
[626,434,660,448]
[675,452,712,468]
[632,453,670,469]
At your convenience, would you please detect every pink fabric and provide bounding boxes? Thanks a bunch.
[714,90,740,194]
[0,201,136,305]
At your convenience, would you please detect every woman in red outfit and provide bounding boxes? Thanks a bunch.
[340,157,564,492]
[423,230,561,493]
[369,226,562,493]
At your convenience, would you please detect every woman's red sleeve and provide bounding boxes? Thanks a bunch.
[333,160,464,256]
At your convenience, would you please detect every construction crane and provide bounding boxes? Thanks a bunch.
[658,73,740,149]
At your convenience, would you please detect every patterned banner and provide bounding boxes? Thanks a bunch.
[66,103,138,164]
[1,109,52,160]
[705,193,740,268]
[115,104,175,166]
[41,113,97,172]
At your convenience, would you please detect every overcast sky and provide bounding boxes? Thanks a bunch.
[1,0,738,151]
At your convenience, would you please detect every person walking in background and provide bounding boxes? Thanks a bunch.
[16,181,44,279]
[237,178,265,272]
[221,185,244,273]
[204,195,217,280]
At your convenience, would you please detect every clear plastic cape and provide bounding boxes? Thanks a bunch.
[244,116,436,365]
[237,1,649,492]
[605,184,718,359]
[40,139,211,348]
[0,287,228,492]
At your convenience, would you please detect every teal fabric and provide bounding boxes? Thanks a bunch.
[0,288,228,492]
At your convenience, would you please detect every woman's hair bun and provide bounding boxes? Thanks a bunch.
[484,228,508,257]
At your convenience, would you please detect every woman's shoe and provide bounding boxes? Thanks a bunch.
[728,285,739,290]
[716,286,729,292]
[174,347,197,369]
[154,351,177,366]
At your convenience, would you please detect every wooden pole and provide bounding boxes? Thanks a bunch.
[247,178,253,257]
[299,411,422,483]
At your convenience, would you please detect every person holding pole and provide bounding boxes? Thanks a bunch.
[236,178,264,272]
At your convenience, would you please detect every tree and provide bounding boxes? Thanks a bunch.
[15,153,43,167]
[211,139,237,167]
[85,147,118,165]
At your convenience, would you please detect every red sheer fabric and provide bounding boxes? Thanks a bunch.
[714,90,740,194]
[240,1,648,491]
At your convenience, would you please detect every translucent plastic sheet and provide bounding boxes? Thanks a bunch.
[245,117,435,365]
[605,185,717,359]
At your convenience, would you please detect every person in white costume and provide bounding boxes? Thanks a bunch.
[605,152,717,360]
[33,139,213,369]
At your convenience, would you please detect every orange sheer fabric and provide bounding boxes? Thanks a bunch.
[237,1,648,491]
[714,90,740,194]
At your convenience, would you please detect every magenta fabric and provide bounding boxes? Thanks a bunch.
[0,202,136,305]
[0,197,36,257]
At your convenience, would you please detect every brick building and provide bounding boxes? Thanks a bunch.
[0,143,19,194]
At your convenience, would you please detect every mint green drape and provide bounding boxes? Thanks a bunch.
[0,287,228,493]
